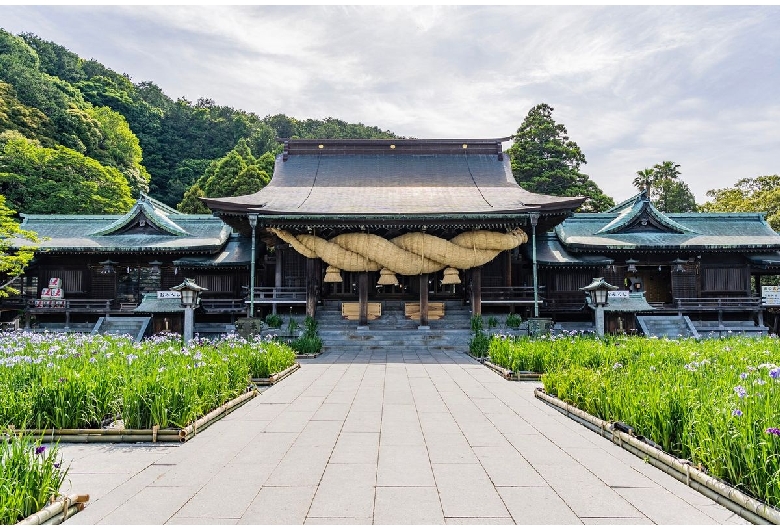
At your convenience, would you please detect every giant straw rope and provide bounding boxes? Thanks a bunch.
[268,227,528,275]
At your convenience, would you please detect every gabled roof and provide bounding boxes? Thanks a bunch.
[556,203,780,252]
[202,138,585,221]
[595,191,695,235]
[15,196,231,254]
[89,194,189,237]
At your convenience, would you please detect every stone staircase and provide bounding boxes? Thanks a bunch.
[316,300,473,353]
[636,315,700,339]
[92,316,151,342]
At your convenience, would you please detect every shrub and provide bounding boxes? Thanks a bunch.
[505,313,522,329]
[264,313,283,328]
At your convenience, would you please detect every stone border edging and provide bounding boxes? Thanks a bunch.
[7,362,301,443]
[252,362,300,386]
[296,352,321,359]
[483,360,542,381]
[8,388,260,443]
[534,388,780,525]
[16,493,89,525]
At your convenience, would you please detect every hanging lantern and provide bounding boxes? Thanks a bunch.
[323,266,343,283]
[99,259,117,274]
[441,267,461,285]
[377,268,399,285]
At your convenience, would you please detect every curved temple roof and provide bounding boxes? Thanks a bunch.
[202,138,585,218]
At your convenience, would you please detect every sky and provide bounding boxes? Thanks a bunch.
[1,5,779,204]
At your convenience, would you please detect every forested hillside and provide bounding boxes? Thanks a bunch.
[0,30,397,213]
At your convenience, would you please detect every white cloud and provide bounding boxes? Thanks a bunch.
[0,5,778,206]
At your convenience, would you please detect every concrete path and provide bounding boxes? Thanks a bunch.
[58,348,748,525]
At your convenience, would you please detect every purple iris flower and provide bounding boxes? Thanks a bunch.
[35,446,46,455]
[732,409,743,417]
[766,427,780,436]
[770,367,780,380]
[734,385,748,398]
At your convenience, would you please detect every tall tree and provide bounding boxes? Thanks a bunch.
[507,103,613,212]
[0,132,133,214]
[177,139,273,213]
[0,194,37,297]
[631,161,696,213]
[701,175,780,230]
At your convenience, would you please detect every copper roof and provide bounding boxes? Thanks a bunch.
[202,138,585,218]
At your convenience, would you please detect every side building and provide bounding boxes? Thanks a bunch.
[3,194,250,336]
[4,138,780,339]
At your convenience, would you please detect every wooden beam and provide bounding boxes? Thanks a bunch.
[419,274,429,327]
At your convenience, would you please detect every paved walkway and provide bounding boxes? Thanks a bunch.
[58,348,748,525]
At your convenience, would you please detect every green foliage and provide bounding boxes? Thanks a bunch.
[505,313,522,329]
[245,340,297,379]
[468,330,490,358]
[514,335,780,507]
[470,315,484,333]
[632,161,697,213]
[0,433,67,524]
[507,103,614,212]
[290,316,322,354]
[701,175,780,230]
[0,133,133,214]
[0,194,37,298]
[3,30,399,209]
[0,30,149,200]
[264,313,283,329]
[0,332,297,429]
[487,316,499,329]
[178,139,272,212]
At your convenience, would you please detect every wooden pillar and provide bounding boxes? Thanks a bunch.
[506,250,515,314]
[471,267,482,317]
[273,248,283,315]
[419,274,429,328]
[306,258,317,318]
[358,272,369,327]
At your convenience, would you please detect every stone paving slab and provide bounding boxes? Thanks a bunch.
[59,346,750,525]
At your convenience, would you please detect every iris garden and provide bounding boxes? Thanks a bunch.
[0,331,297,523]
[489,334,780,508]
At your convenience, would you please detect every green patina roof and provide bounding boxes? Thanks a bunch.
[89,194,189,237]
[15,197,231,253]
[556,194,780,251]
[587,292,656,313]
[134,293,185,313]
[596,192,695,235]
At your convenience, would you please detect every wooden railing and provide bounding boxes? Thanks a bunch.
[200,298,247,313]
[251,287,307,304]
[28,299,113,312]
[481,286,545,304]
[674,297,763,312]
